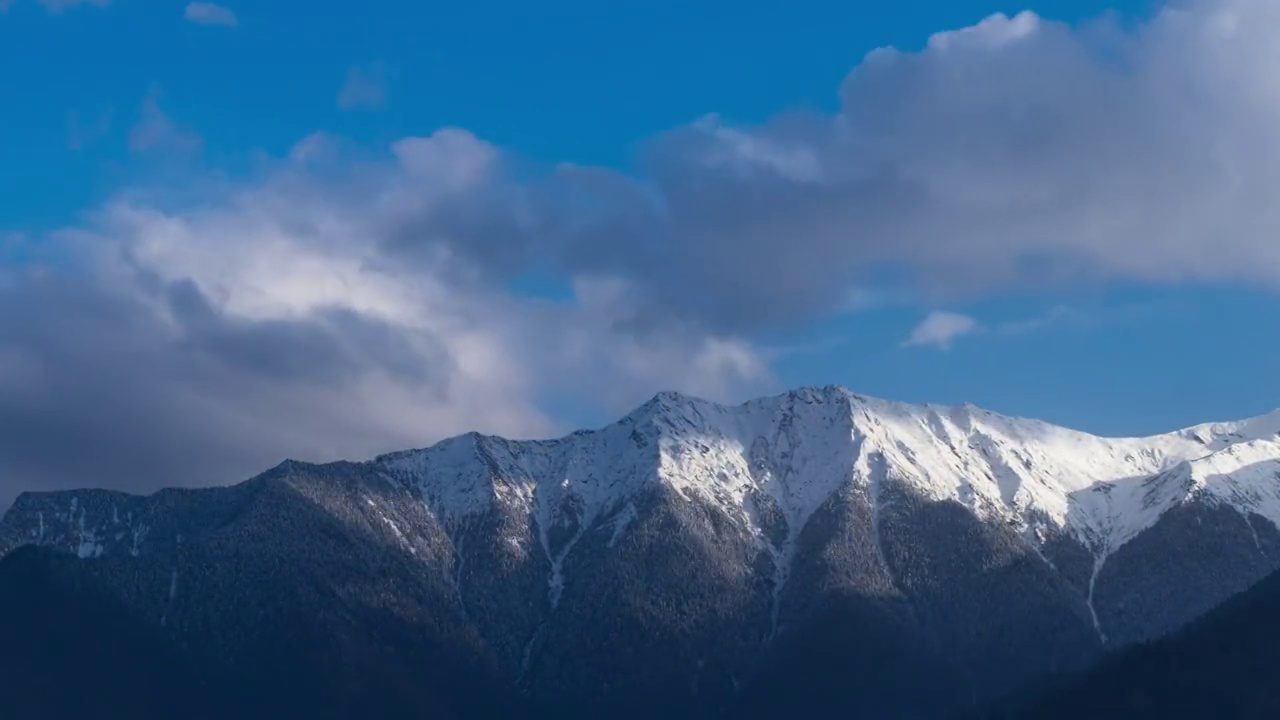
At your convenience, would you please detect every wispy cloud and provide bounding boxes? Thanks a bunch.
[996,305,1078,336]
[128,89,202,157]
[184,2,237,27]
[337,62,388,111]
[903,312,982,351]
[36,0,109,12]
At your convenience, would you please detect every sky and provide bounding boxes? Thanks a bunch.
[2,0,1280,501]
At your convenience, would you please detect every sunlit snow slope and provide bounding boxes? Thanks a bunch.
[380,386,1280,571]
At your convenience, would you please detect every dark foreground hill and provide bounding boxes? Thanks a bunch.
[0,545,231,720]
[973,567,1280,719]
[0,544,512,720]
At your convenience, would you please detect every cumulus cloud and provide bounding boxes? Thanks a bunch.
[338,62,389,110]
[462,0,1280,335]
[0,131,773,505]
[903,312,982,350]
[184,2,237,27]
[9,0,1280,503]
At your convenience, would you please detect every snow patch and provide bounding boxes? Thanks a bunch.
[1086,555,1107,642]
[374,386,1280,600]
[607,504,637,548]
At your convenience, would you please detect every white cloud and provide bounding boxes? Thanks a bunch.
[14,0,1280,500]
[184,2,237,27]
[0,132,773,503]
[514,0,1280,335]
[338,62,388,110]
[903,311,982,350]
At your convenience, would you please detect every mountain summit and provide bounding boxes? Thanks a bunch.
[3,387,1279,718]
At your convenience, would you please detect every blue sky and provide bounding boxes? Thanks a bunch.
[1,0,1149,223]
[1,0,1278,496]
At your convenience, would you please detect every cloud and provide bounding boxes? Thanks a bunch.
[36,0,108,12]
[996,305,1078,335]
[11,0,1280,503]
[128,90,202,156]
[903,311,982,350]
[338,62,388,110]
[184,2,237,27]
[428,0,1273,336]
[1,0,108,10]
[0,132,773,505]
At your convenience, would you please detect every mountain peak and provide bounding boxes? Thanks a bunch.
[8,386,1280,584]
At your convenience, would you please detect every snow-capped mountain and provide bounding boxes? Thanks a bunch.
[3,386,1279,719]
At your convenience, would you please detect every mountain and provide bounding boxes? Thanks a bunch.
[2,386,1279,718]
[0,545,234,720]
[974,564,1280,718]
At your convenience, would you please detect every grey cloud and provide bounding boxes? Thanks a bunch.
[26,0,1280,503]
[0,154,773,505]
[0,267,454,507]
[161,280,443,388]
[379,1,1280,335]
[0,273,249,499]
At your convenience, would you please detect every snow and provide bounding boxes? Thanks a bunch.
[376,386,1280,606]
[607,504,637,548]
[9,382,1275,627]
[363,494,413,552]
[129,523,149,557]
[75,505,104,559]
[1087,556,1107,642]
[6,382,1277,651]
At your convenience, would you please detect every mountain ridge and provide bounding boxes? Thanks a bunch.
[7,385,1280,634]
[2,385,1279,718]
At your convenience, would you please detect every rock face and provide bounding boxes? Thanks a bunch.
[2,386,1279,719]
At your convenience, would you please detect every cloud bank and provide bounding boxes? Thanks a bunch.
[4,0,1280,502]
[520,0,1280,335]
[0,133,772,501]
